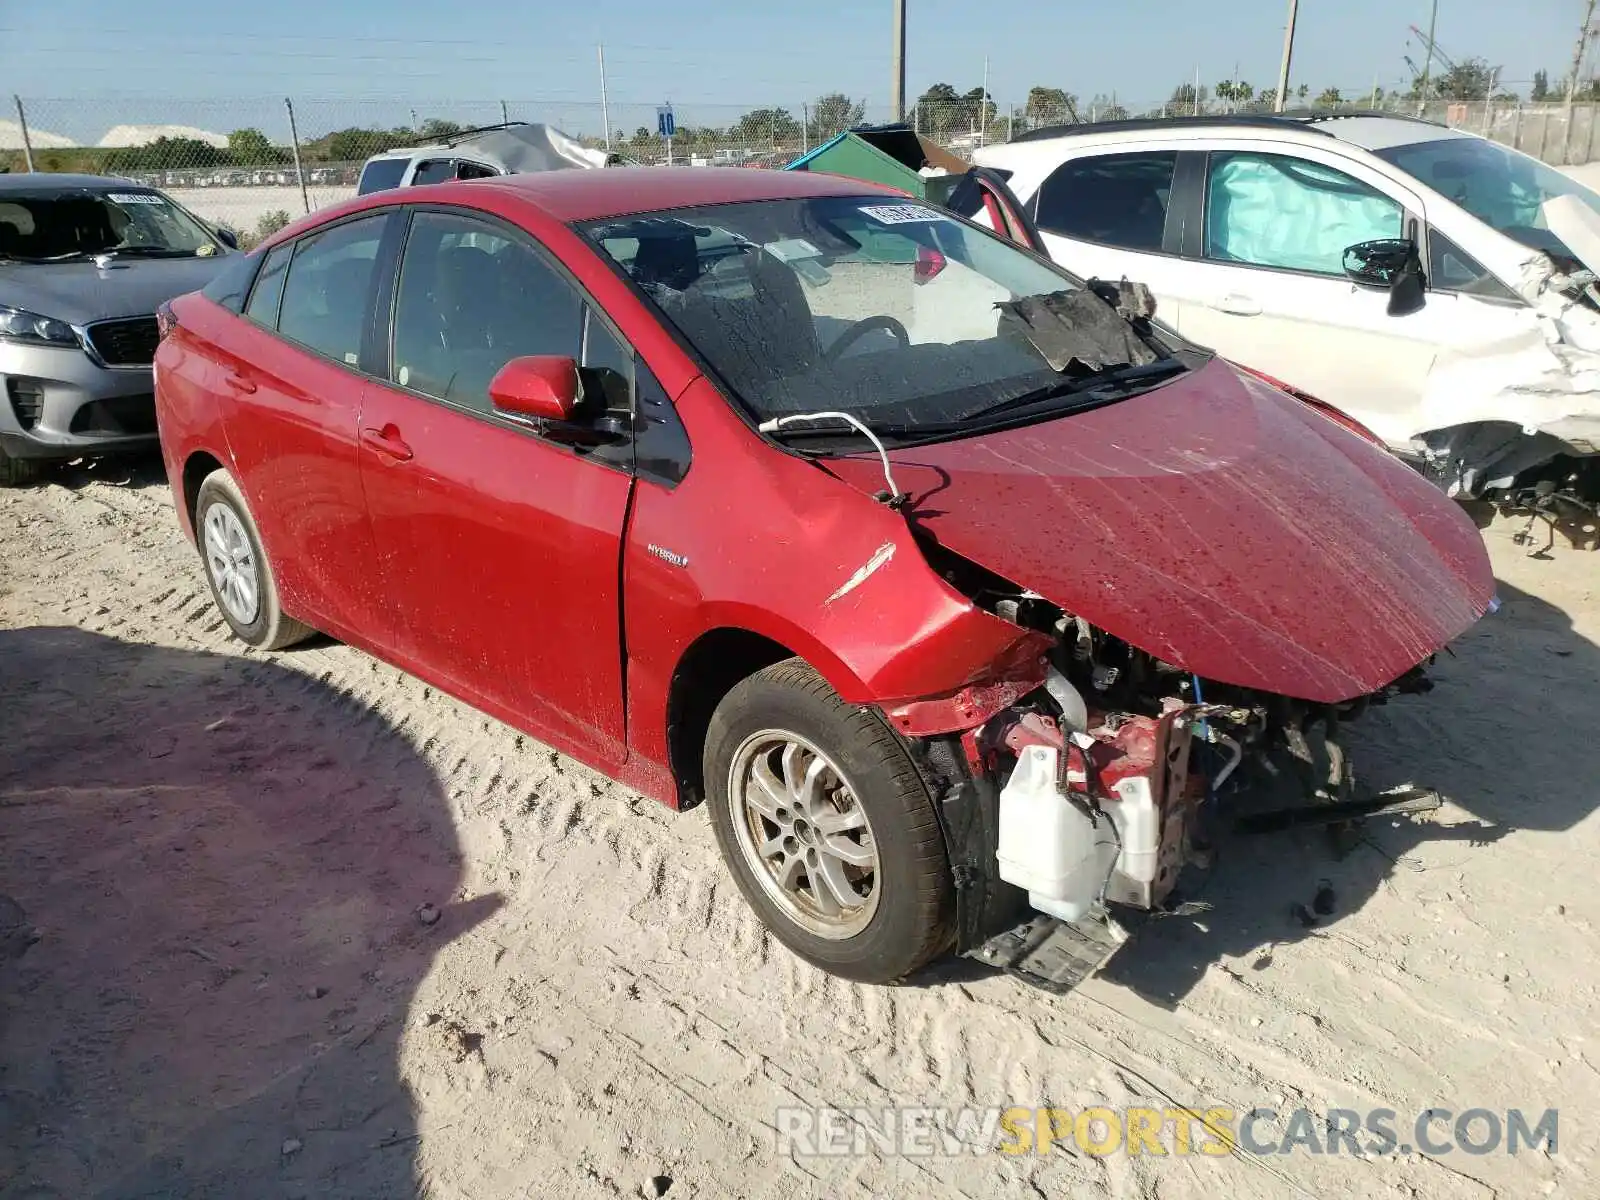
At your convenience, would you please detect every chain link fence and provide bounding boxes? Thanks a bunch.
[5,93,1599,235]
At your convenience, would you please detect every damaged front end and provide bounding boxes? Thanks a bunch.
[896,546,1456,996]
[1409,196,1600,548]
[827,332,1495,993]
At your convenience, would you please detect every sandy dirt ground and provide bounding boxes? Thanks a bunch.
[1,457,1597,1200]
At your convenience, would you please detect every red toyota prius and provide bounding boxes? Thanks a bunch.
[154,168,1493,989]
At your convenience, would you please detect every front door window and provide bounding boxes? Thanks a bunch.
[1205,152,1403,275]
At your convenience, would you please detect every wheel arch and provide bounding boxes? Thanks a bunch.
[664,627,803,811]
[181,449,227,533]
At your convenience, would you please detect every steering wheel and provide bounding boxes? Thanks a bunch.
[825,315,910,363]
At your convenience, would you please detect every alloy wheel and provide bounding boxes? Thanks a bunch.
[726,730,881,939]
[202,502,260,626]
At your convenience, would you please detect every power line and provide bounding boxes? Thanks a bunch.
[0,28,895,64]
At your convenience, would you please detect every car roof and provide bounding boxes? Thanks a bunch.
[0,173,140,193]
[462,166,900,222]
[1311,115,1474,151]
[365,146,435,162]
[984,112,1471,160]
[262,166,904,253]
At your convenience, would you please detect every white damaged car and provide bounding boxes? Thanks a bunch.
[972,113,1600,529]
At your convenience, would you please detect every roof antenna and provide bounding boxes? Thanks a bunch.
[757,411,908,507]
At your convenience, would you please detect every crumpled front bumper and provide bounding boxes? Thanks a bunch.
[1398,255,1600,494]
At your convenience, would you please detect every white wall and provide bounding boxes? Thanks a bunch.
[165,185,356,232]
[1562,163,1600,191]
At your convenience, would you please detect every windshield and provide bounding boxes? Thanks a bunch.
[578,196,1175,434]
[0,188,221,261]
[1375,137,1600,261]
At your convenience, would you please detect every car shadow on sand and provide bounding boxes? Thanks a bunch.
[0,626,498,1199]
[1097,574,1600,1008]
[47,452,170,493]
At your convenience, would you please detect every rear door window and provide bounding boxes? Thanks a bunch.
[1034,151,1178,252]
[1205,152,1403,275]
[357,158,408,195]
[276,215,387,365]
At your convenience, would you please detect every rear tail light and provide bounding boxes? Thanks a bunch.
[1232,362,1388,449]
[156,301,177,340]
[914,245,947,285]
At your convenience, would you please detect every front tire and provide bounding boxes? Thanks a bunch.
[704,659,953,983]
[194,469,312,650]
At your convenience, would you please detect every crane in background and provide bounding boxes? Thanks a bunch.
[1404,22,1458,92]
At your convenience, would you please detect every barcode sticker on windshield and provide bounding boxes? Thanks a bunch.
[859,204,944,225]
[108,193,166,205]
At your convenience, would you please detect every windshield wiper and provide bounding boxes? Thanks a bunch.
[97,246,196,258]
[955,359,1186,423]
[762,417,925,441]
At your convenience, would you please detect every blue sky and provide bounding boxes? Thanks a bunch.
[2,0,1588,140]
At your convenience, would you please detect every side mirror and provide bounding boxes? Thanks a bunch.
[214,226,239,250]
[1344,238,1427,317]
[488,355,630,447]
[489,355,580,422]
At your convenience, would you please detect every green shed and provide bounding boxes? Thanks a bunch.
[783,123,971,201]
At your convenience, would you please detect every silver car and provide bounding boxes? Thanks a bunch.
[0,174,235,485]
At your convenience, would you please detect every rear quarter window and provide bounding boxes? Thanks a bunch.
[1035,151,1178,252]
[409,159,460,186]
[200,251,260,314]
[244,243,293,327]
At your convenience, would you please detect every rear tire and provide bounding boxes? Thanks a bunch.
[0,447,42,488]
[704,659,953,983]
[194,469,313,650]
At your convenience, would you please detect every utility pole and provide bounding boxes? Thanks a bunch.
[1275,0,1299,111]
[1193,64,1202,115]
[1565,0,1597,163]
[598,44,612,152]
[980,55,989,144]
[891,0,907,122]
[12,96,34,172]
[1417,0,1440,113]
[1568,0,1597,102]
[284,98,309,215]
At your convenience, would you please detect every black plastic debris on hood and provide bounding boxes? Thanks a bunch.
[995,288,1158,373]
[1088,277,1157,323]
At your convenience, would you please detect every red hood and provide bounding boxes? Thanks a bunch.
[828,360,1495,703]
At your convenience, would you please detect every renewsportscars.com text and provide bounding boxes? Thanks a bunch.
[775,1105,1559,1159]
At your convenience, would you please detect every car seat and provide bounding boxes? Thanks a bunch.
[433,245,500,352]
[631,234,701,291]
[293,257,373,364]
[661,248,822,403]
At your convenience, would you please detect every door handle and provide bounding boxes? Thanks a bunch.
[222,372,257,394]
[1211,293,1262,316]
[360,424,413,462]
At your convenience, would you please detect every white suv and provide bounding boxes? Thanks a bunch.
[973,113,1600,508]
[356,123,617,196]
